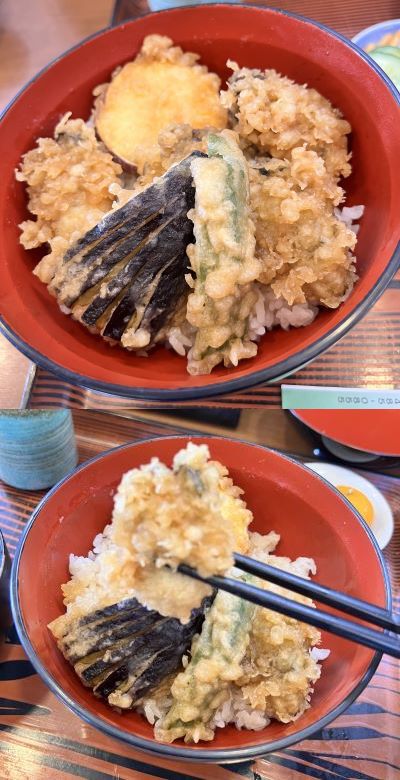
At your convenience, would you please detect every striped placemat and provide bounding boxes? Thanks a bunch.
[27,286,400,409]
[1,411,399,779]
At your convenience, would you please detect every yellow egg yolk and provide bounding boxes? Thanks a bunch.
[336,485,375,525]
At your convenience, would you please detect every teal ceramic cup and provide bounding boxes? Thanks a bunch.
[0,410,78,490]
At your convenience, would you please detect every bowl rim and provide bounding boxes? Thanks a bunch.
[0,530,6,577]
[352,18,400,45]
[10,434,392,763]
[0,529,12,632]
[1,4,400,400]
[291,409,400,458]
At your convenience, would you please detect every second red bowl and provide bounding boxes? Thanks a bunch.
[11,435,390,762]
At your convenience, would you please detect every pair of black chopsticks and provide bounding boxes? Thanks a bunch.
[178,553,400,659]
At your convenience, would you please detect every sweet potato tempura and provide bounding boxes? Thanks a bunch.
[94,35,227,170]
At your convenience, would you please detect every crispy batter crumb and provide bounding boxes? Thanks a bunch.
[16,114,121,284]
[249,151,357,307]
[222,61,352,180]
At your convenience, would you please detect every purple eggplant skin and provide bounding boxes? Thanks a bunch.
[78,597,147,625]
[79,210,167,327]
[62,599,162,664]
[112,599,212,705]
[104,638,192,703]
[93,664,130,699]
[80,611,193,684]
[58,594,213,706]
[54,151,206,307]
[81,185,192,328]
[137,252,191,342]
[93,638,188,702]
[76,210,166,306]
[81,159,197,329]
[101,210,193,341]
[62,162,184,265]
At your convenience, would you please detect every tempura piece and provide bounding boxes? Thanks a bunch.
[237,533,321,723]
[112,441,252,579]
[186,130,261,375]
[95,35,227,170]
[49,594,211,711]
[249,152,358,307]
[222,62,351,181]
[16,115,122,284]
[49,153,202,350]
[56,444,251,626]
[155,576,256,744]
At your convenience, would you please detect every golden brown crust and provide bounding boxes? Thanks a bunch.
[16,114,121,284]
[94,35,227,170]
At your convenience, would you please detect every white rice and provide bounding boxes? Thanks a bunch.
[166,324,196,356]
[310,647,331,662]
[212,689,271,732]
[247,286,318,341]
[140,684,271,733]
[335,204,365,236]
[141,694,173,725]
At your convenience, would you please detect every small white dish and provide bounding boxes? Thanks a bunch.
[305,462,394,550]
[352,18,400,49]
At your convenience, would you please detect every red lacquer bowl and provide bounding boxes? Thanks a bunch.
[1,6,399,401]
[293,409,400,457]
[11,436,390,762]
